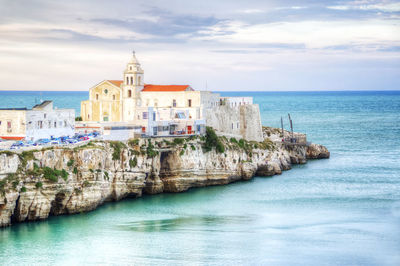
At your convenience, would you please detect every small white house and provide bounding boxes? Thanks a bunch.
[0,101,75,141]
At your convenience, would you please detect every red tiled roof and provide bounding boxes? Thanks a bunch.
[107,80,123,87]
[105,81,193,92]
[142,84,192,92]
[1,136,25,140]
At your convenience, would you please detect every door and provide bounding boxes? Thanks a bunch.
[187,125,192,134]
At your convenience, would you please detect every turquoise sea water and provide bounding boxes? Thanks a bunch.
[1,91,400,265]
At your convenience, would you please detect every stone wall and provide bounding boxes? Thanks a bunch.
[205,104,263,141]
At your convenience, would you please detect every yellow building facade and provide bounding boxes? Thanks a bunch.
[80,52,215,125]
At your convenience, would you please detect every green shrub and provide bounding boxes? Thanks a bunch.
[43,167,58,182]
[83,180,90,187]
[110,141,127,161]
[104,171,109,180]
[129,157,137,168]
[180,150,185,156]
[146,139,158,158]
[203,127,225,153]
[12,180,19,188]
[73,167,78,175]
[191,144,196,151]
[35,182,43,189]
[128,138,139,147]
[67,159,74,167]
[183,143,187,149]
[230,137,238,144]
[173,138,185,145]
[60,169,69,181]
[21,186,27,192]
[89,169,94,173]
[75,116,82,121]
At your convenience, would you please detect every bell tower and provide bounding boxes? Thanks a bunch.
[122,51,144,121]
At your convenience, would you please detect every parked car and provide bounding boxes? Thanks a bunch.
[66,138,78,144]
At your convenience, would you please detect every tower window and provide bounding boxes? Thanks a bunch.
[188,99,192,107]
[138,76,141,85]
[128,90,132,98]
[130,76,133,85]
[96,94,99,100]
[130,66,132,70]
[126,77,129,84]
[113,95,116,100]
[173,99,177,107]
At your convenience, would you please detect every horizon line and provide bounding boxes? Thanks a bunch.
[0,89,400,93]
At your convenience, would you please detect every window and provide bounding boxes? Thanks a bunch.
[54,121,57,128]
[126,77,129,84]
[128,90,132,97]
[173,99,177,107]
[142,112,148,119]
[232,123,234,129]
[96,94,99,100]
[104,89,108,94]
[130,66,132,70]
[146,99,150,107]
[237,122,239,129]
[48,121,51,128]
[38,121,43,129]
[88,114,90,119]
[44,114,46,118]
[113,95,116,100]
[138,76,141,85]
[130,76,133,85]
[0,121,1,125]
[154,99,158,107]
[64,120,67,127]
[188,99,192,107]
[7,121,12,133]
[153,112,156,121]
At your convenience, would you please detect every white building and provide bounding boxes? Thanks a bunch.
[0,101,75,141]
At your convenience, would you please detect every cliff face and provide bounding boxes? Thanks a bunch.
[0,131,329,227]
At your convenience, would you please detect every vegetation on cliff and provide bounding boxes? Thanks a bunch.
[203,127,225,153]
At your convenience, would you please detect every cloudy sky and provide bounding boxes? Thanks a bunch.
[0,0,399,91]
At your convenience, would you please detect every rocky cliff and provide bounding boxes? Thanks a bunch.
[0,127,329,227]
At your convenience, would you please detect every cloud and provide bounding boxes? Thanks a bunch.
[327,1,400,12]
[196,19,400,50]
[91,7,221,38]
[0,0,399,91]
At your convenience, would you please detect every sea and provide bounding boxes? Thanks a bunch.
[0,90,399,265]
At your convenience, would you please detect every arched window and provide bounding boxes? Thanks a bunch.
[130,76,133,85]
[138,76,141,85]
[96,94,99,100]
[128,90,132,98]
[112,95,116,100]
[172,99,177,107]
[126,77,129,84]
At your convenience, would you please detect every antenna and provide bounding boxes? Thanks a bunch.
[288,113,293,140]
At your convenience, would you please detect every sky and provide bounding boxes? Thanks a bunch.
[0,0,399,91]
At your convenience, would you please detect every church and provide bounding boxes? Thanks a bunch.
[80,52,220,138]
